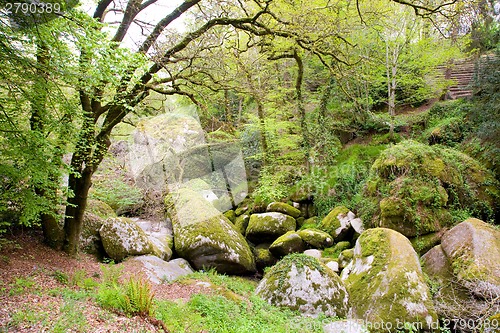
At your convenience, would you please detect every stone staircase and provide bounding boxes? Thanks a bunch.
[438,54,496,100]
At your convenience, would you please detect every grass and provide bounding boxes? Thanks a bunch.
[4,262,346,333]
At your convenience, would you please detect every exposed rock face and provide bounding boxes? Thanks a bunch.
[422,218,500,331]
[255,253,349,318]
[266,202,301,218]
[341,228,437,332]
[269,231,305,257]
[245,212,296,243]
[361,140,498,238]
[127,255,194,284]
[169,188,255,275]
[99,217,155,262]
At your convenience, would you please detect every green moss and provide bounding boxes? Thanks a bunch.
[323,241,352,259]
[86,199,117,219]
[345,228,437,332]
[297,229,333,249]
[359,140,499,238]
[224,210,236,223]
[317,206,349,237]
[267,202,301,218]
[245,213,296,243]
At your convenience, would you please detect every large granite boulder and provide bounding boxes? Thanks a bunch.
[256,253,349,317]
[99,217,155,262]
[245,212,296,243]
[422,218,500,331]
[341,228,437,332]
[361,140,499,238]
[440,218,500,298]
[168,188,255,274]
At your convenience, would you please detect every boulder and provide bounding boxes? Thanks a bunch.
[422,244,496,332]
[126,255,194,284]
[252,243,278,270]
[99,217,155,262]
[361,140,499,238]
[80,212,106,256]
[266,202,301,218]
[269,231,305,257]
[255,253,349,318]
[223,210,236,223]
[234,214,250,235]
[169,188,256,274]
[440,218,500,299]
[297,228,333,249]
[134,218,173,261]
[421,218,500,330]
[341,228,437,331]
[318,206,359,242]
[303,249,322,259]
[245,212,296,243]
[80,200,117,255]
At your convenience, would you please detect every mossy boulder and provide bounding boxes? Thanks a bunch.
[126,255,193,284]
[255,253,349,317]
[297,228,334,249]
[168,188,255,275]
[99,217,155,262]
[80,199,118,255]
[341,228,437,331]
[317,206,359,242]
[253,243,278,270]
[245,212,296,243]
[317,206,349,236]
[234,214,250,235]
[440,218,500,299]
[422,244,497,330]
[360,140,499,237]
[269,231,305,257]
[266,202,301,218]
[223,210,236,223]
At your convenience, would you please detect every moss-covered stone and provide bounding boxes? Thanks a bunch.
[360,140,499,238]
[99,217,155,262]
[266,202,301,218]
[421,244,494,329]
[86,199,117,219]
[253,243,278,270]
[341,228,437,332]
[234,214,250,235]
[245,212,296,243]
[80,212,106,255]
[168,188,256,275]
[317,206,349,237]
[255,253,349,317]
[223,210,236,223]
[269,231,305,257]
[440,218,500,299]
[410,232,443,255]
[297,228,333,249]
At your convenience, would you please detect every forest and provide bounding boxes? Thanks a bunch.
[0,0,499,332]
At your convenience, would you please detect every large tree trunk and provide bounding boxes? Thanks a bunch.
[63,166,94,255]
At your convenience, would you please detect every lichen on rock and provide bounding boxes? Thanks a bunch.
[255,253,349,318]
[341,228,437,332]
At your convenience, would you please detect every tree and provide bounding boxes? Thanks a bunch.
[2,0,465,254]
